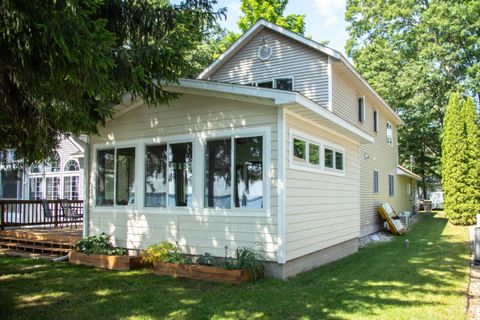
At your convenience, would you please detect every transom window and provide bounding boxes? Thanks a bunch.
[290,130,345,175]
[64,159,80,171]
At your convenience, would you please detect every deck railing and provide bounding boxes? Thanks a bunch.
[0,200,83,229]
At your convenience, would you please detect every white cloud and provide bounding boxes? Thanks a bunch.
[323,16,340,27]
[313,0,346,17]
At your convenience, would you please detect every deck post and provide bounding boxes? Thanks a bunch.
[54,201,59,227]
[0,203,4,230]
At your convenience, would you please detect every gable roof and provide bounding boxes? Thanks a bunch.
[198,19,403,126]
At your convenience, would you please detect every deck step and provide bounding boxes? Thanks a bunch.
[0,236,74,248]
[0,241,71,255]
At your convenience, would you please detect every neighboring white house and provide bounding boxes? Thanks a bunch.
[86,20,420,279]
[0,137,85,201]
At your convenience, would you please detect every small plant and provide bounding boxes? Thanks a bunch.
[224,244,265,281]
[140,241,188,265]
[74,233,127,256]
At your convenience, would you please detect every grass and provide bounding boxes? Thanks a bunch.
[0,212,470,320]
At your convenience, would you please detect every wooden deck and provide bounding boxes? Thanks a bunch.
[0,227,82,243]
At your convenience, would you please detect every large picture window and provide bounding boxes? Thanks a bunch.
[169,143,192,207]
[96,149,115,206]
[205,136,263,209]
[145,145,167,207]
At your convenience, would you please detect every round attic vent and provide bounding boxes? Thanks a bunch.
[258,37,272,61]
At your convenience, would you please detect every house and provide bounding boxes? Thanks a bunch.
[0,137,85,201]
[85,20,420,279]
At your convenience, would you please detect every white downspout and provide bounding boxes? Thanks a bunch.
[82,135,90,238]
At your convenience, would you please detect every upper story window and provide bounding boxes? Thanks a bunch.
[358,96,365,123]
[386,122,393,146]
[373,110,378,132]
[46,152,61,173]
[255,77,293,91]
[64,159,80,171]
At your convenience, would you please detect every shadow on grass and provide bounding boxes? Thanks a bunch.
[0,213,469,320]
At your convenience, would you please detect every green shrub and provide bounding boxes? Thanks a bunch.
[224,245,265,281]
[140,241,188,265]
[74,233,127,256]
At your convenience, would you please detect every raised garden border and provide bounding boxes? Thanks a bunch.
[68,251,142,271]
[153,261,255,284]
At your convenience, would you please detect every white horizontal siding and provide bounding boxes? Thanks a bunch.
[284,114,360,261]
[89,94,279,261]
[210,28,330,107]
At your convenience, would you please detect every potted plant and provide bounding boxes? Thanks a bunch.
[144,241,265,284]
[69,233,142,270]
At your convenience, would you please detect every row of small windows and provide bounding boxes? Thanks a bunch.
[291,134,345,173]
[29,176,80,200]
[30,155,80,174]
[96,135,265,209]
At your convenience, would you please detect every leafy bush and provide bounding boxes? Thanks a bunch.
[74,233,127,256]
[140,241,188,265]
[224,245,265,281]
[197,252,215,266]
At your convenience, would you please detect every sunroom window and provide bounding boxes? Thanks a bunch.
[145,145,167,207]
[205,136,263,209]
[169,143,193,207]
[116,148,136,206]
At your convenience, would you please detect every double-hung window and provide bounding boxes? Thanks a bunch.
[386,122,393,146]
[97,147,136,206]
[205,136,264,209]
[145,142,192,208]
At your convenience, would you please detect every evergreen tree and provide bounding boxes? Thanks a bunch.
[462,96,480,222]
[442,93,469,224]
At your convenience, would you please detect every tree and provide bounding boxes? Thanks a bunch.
[0,0,224,164]
[212,0,306,59]
[462,96,480,221]
[442,93,469,224]
[345,0,480,197]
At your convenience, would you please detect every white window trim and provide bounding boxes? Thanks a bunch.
[358,96,365,123]
[254,76,295,91]
[386,121,393,146]
[92,126,271,217]
[289,129,346,177]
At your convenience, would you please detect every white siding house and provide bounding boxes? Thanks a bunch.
[85,20,419,279]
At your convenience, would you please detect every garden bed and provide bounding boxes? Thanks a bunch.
[68,251,142,271]
[153,261,254,284]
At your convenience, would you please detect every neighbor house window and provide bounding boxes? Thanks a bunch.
[116,148,136,206]
[29,177,43,200]
[205,136,263,209]
[64,176,79,200]
[169,143,193,207]
[388,174,395,196]
[145,145,167,207]
[358,96,365,123]
[46,177,60,200]
[96,149,115,206]
[373,110,378,132]
[386,122,393,146]
[46,152,61,173]
[64,159,80,171]
[255,77,293,91]
[373,170,379,193]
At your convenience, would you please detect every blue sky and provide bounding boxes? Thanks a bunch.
[214,0,349,55]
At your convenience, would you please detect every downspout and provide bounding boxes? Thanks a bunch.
[82,135,90,238]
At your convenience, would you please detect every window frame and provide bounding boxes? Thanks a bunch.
[373,110,378,133]
[358,96,365,123]
[388,174,395,196]
[92,127,271,217]
[253,76,294,91]
[289,129,346,176]
[386,121,393,146]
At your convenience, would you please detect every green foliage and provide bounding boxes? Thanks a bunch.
[345,0,480,197]
[74,233,127,256]
[140,241,188,265]
[441,93,476,225]
[224,245,265,281]
[0,0,224,164]
[196,252,215,266]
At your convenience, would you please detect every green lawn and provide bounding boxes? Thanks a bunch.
[0,213,470,320]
